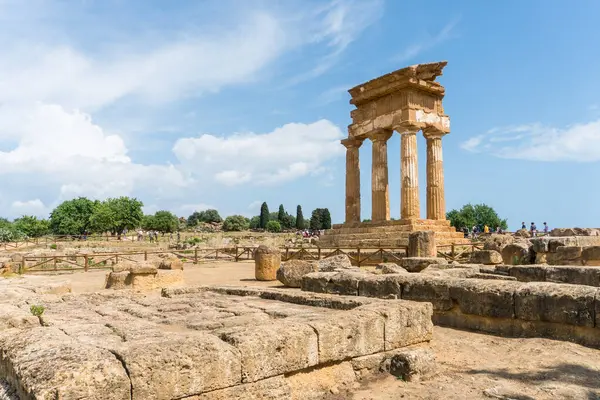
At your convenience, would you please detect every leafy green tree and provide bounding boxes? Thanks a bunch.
[89,197,144,234]
[266,220,281,233]
[223,215,250,232]
[187,211,202,227]
[249,216,260,229]
[152,211,179,233]
[13,216,50,237]
[49,197,98,235]
[310,209,321,230]
[141,215,156,231]
[295,205,304,229]
[280,214,295,230]
[259,202,269,229]
[446,203,508,231]
[200,209,222,223]
[278,205,285,223]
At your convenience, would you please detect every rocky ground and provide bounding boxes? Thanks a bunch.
[1,260,600,399]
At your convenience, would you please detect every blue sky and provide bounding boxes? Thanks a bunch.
[0,0,599,230]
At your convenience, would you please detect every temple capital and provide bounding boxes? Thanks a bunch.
[366,129,393,143]
[341,137,364,149]
[422,127,448,139]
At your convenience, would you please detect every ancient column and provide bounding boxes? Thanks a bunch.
[425,132,446,220]
[341,138,363,224]
[400,129,420,220]
[368,130,393,222]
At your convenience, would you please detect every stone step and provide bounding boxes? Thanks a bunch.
[331,219,452,230]
[319,237,466,248]
[324,225,458,235]
[321,231,464,241]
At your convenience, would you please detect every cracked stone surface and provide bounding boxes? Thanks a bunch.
[0,277,433,399]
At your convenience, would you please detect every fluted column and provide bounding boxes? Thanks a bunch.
[368,130,393,222]
[400,129,420,220]
[341,138,363,224]
[425,133,446,220]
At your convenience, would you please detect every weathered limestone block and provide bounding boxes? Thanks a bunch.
[401,257,446,273]
[129,264,158,290]
[507,265,547,282]
[407,231,436,258]
[218,322,318,382]
[400,275,453,311]
[192,376,291,400]
[596,290,600,328]
[104,271,130,290]
[449,280,519,318]
[358,301,433,349]
[483,234,514,252]
[317,254,353,271]
[530,237,549,253]
[0,305,39,331]
[535,252,548,264]
[0,327,130,400]
[514,229,531,238]
[255,245,281,281]
[157,257,184,270]
[115,333,242,398]
[515,282,597,327]
[551,228,600,237]
[357,274,402,298]
[552,246,583,265]
[300,271,365,296]
[545,266,600,287]
[389,348,436,382]
[581,246,600,266]
[276,260,319,288]
[286,361,356,400]
[305,310,384,363]
[376,263,409,274]
[548,237,578,252]
[501,242,534,265]
[129,262,158,275]
[154,269,184,287]
[470,250,503,265]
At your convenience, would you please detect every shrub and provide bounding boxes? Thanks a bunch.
[49,243,57,250]
[266,220,281,233]
[223,215,250,232]
[30,305,45,317]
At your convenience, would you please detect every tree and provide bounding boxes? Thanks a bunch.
[249,216,260,229]
[309,208,332,230]
[320,208,332,229]
[295,205,304,229]
[49,197,98,235]
[187,211,202,227]
[259,202,269,229]
[141,215,156,231]
[200,209,222,224]
[446,203,508,231]
[89,197,144,234]
[266,220,281,233]
[223,215,250,232]
[280,214,295,230]
[152,211,179,233]
[310,209,321,231]
[13,216,50,238]
[278,205,285,223]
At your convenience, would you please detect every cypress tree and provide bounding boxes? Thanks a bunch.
[278,204,285,223]
[259,202,270,229]
[320,208,332,229]
[296,205,304,229]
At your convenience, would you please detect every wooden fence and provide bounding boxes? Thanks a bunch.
[16,242,493,274]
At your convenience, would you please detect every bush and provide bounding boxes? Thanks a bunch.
[30,305,45,317]
[49,243,57,250]
[266,220,281,233]
[222,215,250,232]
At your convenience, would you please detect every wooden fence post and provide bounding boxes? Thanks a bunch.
[317,247,321,260]
[84,255,89,272]
[20,256,25,274]
[54,256,58,271]
[194,248,198,264]
[357,248,361,268]
[144,251,148,261]
[215,249,219,260]
[235,246,239,262]
[115,254,119,264]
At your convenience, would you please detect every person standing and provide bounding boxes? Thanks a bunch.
[543,222,549,235]
[521,222,526,230]
[530,222,537,237]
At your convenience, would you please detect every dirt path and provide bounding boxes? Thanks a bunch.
[26,262,600,399]
[350,327,600,400]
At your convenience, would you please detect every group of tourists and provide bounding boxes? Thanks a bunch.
[521,221,549,237]
[461,225,505,239]
[298,229,322,238]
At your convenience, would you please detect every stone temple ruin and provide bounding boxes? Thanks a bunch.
[321,61,466,247]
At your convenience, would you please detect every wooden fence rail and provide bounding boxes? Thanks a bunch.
[17,243,490,274]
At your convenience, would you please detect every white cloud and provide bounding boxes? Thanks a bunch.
[394,17,460,63]
[178,204,215,215]
[10,199,47,217]
[173,119,344,185]
[314,85,350,106]
[462,119,600,162]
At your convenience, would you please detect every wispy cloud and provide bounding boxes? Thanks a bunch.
[314,84,350,106]
[394,17,461,63]
[461,120,600,162]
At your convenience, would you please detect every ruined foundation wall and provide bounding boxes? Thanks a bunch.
[301,271,600,348]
